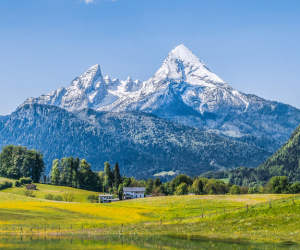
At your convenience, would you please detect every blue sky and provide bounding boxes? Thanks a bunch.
[0,0,300,115]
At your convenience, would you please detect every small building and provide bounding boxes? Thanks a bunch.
[26,184,37,190]
[123,187,145,199]
[98,194,119,203]
[99,194,113,203]
[107,198,120,203]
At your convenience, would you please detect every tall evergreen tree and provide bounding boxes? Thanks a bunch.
[60,158,70,186]
[72,157,80,188]
[51,159,60,185]
[104,161,113,190]
[113,162,122,189]
[154,177,162,187]
[67,156,74,187]
[22,150,45,182]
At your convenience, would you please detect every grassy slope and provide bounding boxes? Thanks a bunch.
[105,195,300,243]
[1,183,100,203]
[0,177,16,185]
[0,189,297,243]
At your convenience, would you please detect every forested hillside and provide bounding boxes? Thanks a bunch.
[0,104,270,179]
[201,124,300,186]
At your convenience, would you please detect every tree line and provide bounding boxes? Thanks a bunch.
[0,145,45,182]
[2,145,300,196]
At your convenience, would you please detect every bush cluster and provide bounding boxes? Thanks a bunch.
[44,193,63,201]
[87,194,98,203]
[0,181,13,190]
[14,177,32,188]
[19,177,32,185]
[15,180,21,187]
[23,188,35,197]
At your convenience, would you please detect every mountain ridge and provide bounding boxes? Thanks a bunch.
[0,104,271,179]
[19,44,300,154]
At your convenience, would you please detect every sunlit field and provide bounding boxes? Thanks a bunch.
[1,182,100,203]
[0,182,297,244]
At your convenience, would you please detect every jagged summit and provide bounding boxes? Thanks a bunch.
[18,45,300,154]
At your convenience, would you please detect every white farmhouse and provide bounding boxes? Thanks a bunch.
[99,194,119,203]
[123,187,145,199]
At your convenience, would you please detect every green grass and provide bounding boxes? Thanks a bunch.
[0,177,16,186]
[1,183,101,203]
[0,177,101,203]
[104,195,300,243]
[0,178,299,243]
[0,189,296,243]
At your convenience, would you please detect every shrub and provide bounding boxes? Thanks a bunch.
[290,183,300,194]
[20,177,32,185]
[229,185,241,195]
[267,176,291,194]
[240,186,249,194]
[87,194,98,203]
[0,181,13,190]
[175,183,188,195]
[15,180,21,187]
[54,195,63,201]
[204,178,229,195]
[248,187,258,194]
[63,192,76,202]
[44,193,54,200]
[112,194,118,199]
[23,188,35,197]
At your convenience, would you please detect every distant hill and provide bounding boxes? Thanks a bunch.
[0,104,270,179]
[256,124,300,182]
[201,124,300,186]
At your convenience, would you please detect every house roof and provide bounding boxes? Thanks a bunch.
[98,194,113,197]
[123,187,146,192]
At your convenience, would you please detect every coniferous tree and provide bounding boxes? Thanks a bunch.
[51,159,60,185]
[104,161,113,190]
[154,177,162,187]
[79,159,95,190]
[113,162,122,189]
[22,149,45,182]
[60,158,69,186]
[72,157,80,188]
[67,156,74,187]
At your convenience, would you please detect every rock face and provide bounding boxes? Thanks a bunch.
[0,104,270,179]
[20,45,300,154]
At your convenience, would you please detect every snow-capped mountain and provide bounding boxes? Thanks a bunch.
[20,45,300,153]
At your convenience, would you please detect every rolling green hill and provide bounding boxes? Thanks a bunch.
[0,178,101,203]
[201,124,300,186]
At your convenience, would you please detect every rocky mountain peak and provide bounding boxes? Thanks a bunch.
[71,64,102,91]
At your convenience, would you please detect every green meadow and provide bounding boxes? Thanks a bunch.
[0,177,299,243]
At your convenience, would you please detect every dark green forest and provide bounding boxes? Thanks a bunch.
[0,145,45,182]
[201,124,300,187]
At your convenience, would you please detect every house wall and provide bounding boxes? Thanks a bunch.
[123,191,144,199]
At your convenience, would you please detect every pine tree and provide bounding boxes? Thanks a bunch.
[72,157,80,188]
[22,149,45,182]
[104,161,113,190]
[67,156,74,187]
[60,158,69,186]
[51,159,60,185]
[154,177,162,187]
[113,162,122,189]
